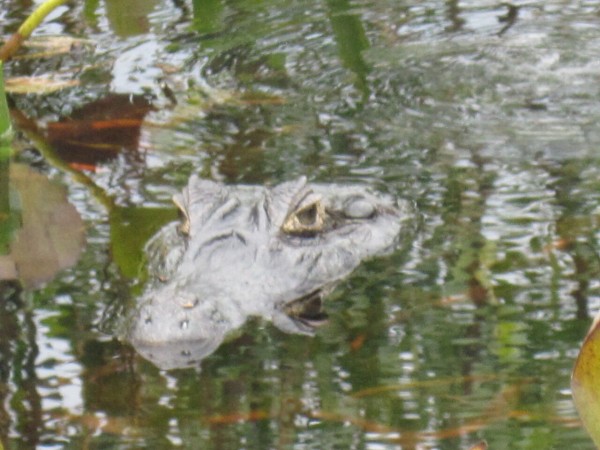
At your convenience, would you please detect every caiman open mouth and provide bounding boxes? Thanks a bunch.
[283,288,329,327]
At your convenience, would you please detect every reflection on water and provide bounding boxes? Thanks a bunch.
[1,0,600,448]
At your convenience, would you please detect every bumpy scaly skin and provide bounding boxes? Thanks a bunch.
[127,176,411,369]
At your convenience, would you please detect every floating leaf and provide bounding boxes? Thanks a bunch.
[0,163,85,288]
[5,76,78,94]
[572,314,600,448]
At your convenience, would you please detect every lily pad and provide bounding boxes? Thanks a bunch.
[572,313,600,448]
[0,163,85,289]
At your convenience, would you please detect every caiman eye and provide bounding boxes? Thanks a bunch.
[296,202,320,226]
[343,196,376,219]
[282,200,327,236]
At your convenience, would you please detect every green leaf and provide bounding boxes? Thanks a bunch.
[0,61,12,147]
[0,160,20,255]
[572,314,600,448]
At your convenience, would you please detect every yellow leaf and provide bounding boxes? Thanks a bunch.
[26,35,92,51]
[5,76,78,94]
[572,313,600,448]
[21,36,93,58]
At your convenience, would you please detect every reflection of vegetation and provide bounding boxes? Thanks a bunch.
[192,0,223,34]
[544,159,600,320]
[104,0,159,37]
[0,285,42,449]
[326,0,371,99]
[110,206,177,281]
[445,0,465,32]
[572,316,600,448]
[0,0,598,447]
[427,153,497,305]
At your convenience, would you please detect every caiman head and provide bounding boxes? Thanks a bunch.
[126,175,411,369]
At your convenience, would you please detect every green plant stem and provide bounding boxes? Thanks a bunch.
[0,0,68,62]
[18,0,68,39]
[18,122,114,211]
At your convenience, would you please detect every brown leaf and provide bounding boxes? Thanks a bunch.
[0,256,18,280]
[46,94,155,168]
[1,164,85,289]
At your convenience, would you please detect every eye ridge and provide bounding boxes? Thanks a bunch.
[282,200,327,236]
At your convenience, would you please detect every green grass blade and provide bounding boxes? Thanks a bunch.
[0,61,12,158]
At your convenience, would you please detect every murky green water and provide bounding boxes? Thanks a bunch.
[2,0,600,448]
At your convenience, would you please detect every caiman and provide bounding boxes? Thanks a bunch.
[125,175,411,369]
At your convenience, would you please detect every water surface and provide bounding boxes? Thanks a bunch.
[1,0,600,448]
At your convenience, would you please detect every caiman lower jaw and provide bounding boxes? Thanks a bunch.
[282,288,329,328]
